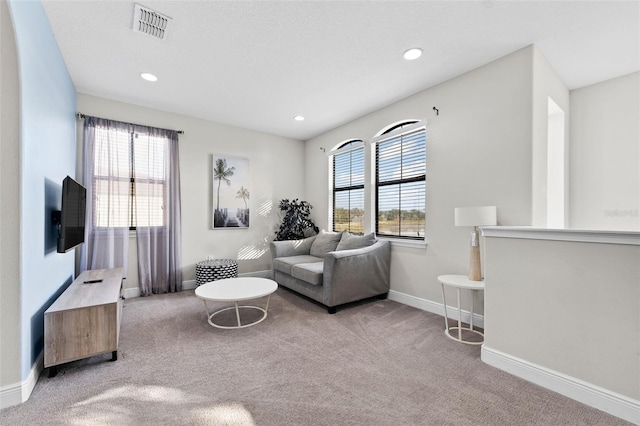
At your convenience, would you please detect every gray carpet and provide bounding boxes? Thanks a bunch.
[0,288,630,425]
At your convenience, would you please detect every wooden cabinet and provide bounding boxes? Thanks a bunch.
[44,268,123,375]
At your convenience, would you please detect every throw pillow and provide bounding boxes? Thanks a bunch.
[336,232,377,251]
[309,230,343,257]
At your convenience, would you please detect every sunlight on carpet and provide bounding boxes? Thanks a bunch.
[73,385,191,406]
[191,403,256,425]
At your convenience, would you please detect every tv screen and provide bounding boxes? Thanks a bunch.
[57,176,87,253]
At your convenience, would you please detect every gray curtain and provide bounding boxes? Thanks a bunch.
[80,117,130,273]
[133,125,182,296]
[80,116,182,296]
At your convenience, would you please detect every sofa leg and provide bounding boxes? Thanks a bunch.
[377,292,388,300]
[327,306,336,314]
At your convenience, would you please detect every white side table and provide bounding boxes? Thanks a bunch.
[437,274,485,345]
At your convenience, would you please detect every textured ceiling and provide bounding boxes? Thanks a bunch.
[41,0,640,141]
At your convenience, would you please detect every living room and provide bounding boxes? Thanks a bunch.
[1,0,638,424]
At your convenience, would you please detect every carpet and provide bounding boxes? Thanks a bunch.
[0,288,630,425]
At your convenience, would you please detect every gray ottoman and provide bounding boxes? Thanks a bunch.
[195,259,238,286]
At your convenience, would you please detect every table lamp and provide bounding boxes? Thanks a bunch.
[454,206,497,281]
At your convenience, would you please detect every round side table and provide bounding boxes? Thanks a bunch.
[196,259,238,286]
[437,274,485,345]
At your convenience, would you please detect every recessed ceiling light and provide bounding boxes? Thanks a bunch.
[294,116,305,121]
[140,72,158,82]
[403,48,423,61]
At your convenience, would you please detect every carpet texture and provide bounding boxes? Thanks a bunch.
[0,288,630,425]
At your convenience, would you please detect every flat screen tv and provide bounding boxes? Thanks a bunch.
[56,176,87,253]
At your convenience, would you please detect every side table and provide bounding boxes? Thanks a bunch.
[437,274,485,345]
[196,259,238,286]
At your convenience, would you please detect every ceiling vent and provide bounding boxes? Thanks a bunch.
[133,4,172,41]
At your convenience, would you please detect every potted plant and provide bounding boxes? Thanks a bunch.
[275,198,319,240]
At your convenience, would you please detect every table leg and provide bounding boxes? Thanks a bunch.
[265,294,272,312]
[457,287,462,341]
[440,283,449,331]
[234,301,242,327]
[470,290,475,331]
[202,300,211,317]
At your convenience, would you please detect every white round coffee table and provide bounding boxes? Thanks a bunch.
[195,277,278,329]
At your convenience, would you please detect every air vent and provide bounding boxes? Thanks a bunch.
[133,4,172,40]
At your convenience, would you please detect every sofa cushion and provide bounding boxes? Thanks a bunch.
[273,255,323,275]
[291,262,324,286]
[310,230,343,257]
[336,232,377,251]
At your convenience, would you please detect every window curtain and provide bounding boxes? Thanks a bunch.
[80,117,131,273]
[133,125,183,295]
[80,116,183,296]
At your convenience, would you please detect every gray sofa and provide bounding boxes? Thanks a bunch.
[270,231,391,313]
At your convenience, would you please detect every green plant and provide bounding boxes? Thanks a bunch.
[275,198,319,241]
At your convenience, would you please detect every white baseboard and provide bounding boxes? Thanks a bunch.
[123,286,141,299]
[388,289,484,328]
[0,350,43,410]
[481,345,640,424]
[126,270,273,298]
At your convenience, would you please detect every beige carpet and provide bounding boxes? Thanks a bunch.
[0,288,630,425]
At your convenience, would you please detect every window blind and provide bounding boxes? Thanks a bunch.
[375,127,426,239]
[332,140,365,234]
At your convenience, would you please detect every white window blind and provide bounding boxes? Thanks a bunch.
[374,124,426,240]
[332,140,365,234]
[92,127,167,228]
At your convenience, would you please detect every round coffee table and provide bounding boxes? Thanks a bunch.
[195,277,278,329]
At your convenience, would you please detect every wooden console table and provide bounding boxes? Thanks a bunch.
[44,268,124,376]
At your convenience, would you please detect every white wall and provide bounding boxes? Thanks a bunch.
[77,94,305,294]
[304,46,537,313]
[0,0,22,392]
[531,46,570,227]
[482,229,639,422]
[570,72,640,231]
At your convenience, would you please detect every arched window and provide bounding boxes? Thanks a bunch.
[373,120,426,240]
[331,140,364,234]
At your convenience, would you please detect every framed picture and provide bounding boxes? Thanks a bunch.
[212,154,250,229]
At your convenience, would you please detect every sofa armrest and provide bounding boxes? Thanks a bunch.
[270,235,317,259]
[322,240,391,307]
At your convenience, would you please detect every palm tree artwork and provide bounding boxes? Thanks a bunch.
[214,158,235,212]
[235,186,250,226]
[212,155,250,228]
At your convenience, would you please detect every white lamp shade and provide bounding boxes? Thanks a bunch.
[454,206,497,227]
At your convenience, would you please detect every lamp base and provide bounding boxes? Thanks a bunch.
[469,244,482,281]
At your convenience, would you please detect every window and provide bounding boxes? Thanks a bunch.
[374,121,426,240]
[332,140,364,234]
[92,125,167,229]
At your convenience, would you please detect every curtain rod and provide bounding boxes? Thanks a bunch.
[76,113,184,135]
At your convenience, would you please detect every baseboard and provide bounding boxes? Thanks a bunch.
[0,350,43,410]
[388,289,484,328]
[123,286,141,299]
[126,270,273,297]
[481,345,640,424]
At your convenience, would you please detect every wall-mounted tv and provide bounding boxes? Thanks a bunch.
[53,176,87,253]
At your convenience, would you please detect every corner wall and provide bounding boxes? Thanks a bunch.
[531,45,570,227]
[0,0,22,399]
[304,46,536,314]
[8,0,77,386]
[570,72,640,231]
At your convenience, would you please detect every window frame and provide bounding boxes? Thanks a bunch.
[330,139,365,234]
[372,120,427,241]
[91,129,168,230]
